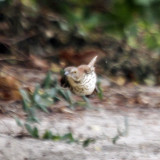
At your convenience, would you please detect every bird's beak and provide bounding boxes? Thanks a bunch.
[64,71,69,75]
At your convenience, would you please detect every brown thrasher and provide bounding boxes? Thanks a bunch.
[61,56,97,96]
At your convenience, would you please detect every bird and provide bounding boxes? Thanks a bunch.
[61,56,97,96]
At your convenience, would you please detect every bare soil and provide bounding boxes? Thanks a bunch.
[0,67,160,160]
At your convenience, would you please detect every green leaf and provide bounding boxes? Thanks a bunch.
[52,78,58,87]
[19,89,31,103]
[27,107,39,123]
[144,34,158,49]
[20,89,32,112]
[45,88,57,98]
[97,81,103,100]
[37,104,49,113]
[27,107,36,118]
[83,138,95,147]
[25,123,39,138]
[34,94,53,108]
[57,88,67,99]
[25,123,33,135]
[32,127,39,138]
[22,99,30,112]
[15,117,23,127]
[43,130,53,139]
[27,116,39,123]
[33,85,40,101]
[61,132,75,143]
[82,96,92,108]
[112,135,120,144]
[61,132,73,140]
[112,117,128,144]
[41,71,52,89]
[52,135,61,141]
[58,88,73,104]
[65,90,72,104]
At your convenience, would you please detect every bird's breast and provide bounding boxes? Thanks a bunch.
[70,72,97,96]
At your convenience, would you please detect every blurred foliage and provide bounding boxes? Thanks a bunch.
[32,0,160,49]
[16,72,127,146]
[1,0,160,47]
[97,81,103,100]
[112,117,128,144]
[16,71,95,146]
[20,71,92,116]
[1,0,160,84]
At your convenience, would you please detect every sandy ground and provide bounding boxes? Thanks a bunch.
[0,68,160,160]
[0,104,160,160]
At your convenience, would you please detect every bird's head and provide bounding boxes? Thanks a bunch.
[64,56,97,83]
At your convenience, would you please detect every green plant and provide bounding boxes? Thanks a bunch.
[112,117,129,144]
[96,80,104,100]
[16,71,95,147]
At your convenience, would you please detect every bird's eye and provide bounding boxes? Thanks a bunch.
[72,71,76,74]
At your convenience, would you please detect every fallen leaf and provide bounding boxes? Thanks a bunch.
[29,55,49,70]
[50,63,61,73]
[59,107,74,114]
[0,74,21,101]
[0,75,20,90]
[113,76,126,86]
[0,89,22,101]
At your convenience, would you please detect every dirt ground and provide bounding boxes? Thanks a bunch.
[0,68,160,160]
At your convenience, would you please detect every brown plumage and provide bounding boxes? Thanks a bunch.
[61,56,97,96]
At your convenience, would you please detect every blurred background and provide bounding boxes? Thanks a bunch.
[1,1,160,159]
[1,0,160,85]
